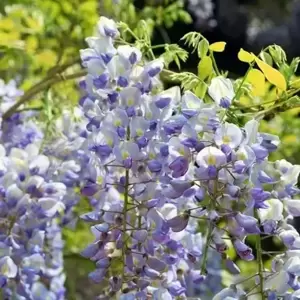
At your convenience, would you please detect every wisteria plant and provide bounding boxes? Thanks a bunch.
[1,13,300,300]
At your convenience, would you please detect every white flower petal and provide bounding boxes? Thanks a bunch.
[264,270,289,294]
[0,256,17,278]
[285,199,300,217]
[258,199,283,222]
[208,76,234,106]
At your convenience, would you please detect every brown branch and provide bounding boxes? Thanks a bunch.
[2,67,178,121]
[46,58,81,78]
[2,70,87,120]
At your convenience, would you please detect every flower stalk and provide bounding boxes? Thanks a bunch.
[255,209,265,299]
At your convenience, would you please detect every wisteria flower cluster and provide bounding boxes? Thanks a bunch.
[1,14,300,300]
[0,80,87,299]
[77,17,300,300]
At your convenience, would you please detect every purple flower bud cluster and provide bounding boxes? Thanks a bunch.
[78,16,300,299]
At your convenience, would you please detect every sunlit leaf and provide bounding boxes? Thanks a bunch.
[282,134,298,144]
[79,1,98,23]
[0,31,22,48]
[238,48,255,63]
[290,78,300,89]
[25,36,38,53]
[36,50,57,68]
[24,15,43,33]
[61,1,73,14]
[246,68,265,97]
[255,57,287,91]
[209,41,226,52]
[0,18,15,30]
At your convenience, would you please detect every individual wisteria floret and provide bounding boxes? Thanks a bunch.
[78,16,300,300]
[0,79,24,109]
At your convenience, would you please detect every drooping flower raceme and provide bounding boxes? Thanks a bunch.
[0,80,86,299]
[0,142,66,299]
[77,16,300,299]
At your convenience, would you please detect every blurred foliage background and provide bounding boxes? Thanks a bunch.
[1,0,300,298]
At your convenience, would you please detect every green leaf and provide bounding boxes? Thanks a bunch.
[194,81,207,99]
[197,39,209,58]
[0,18,15,31]
[178,10,192,24]
[36,49,57,68]
[259,51,273,66]
[290,57,300,74]
[198,56,213,80]
[170,72,200,91]
[25,35,38,53]
[162,44,188,69]
[79,0,98,14]
[0,30,22,48]
[181,31,202,52]
[268,45,287,66]
[24,15,43,33]
[280,63,293,82]
[290,78,300,89]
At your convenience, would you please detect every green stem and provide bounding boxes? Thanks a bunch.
[255,97,291,119]
[210,50,220,76]
[146,45,156,60]
[122,126,130,285]
[200,179,217,274]
[122,168,129,280]
[137,215,142,251]
[232,85,300,113]
[151,44,167,49]
[232,63,253,102]
[255,210,265,299]
[232,97,280,111]
[200,222,214,274]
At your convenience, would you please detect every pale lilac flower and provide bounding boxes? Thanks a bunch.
[97,16,119,38]
[214,123,243,149]
[208,76,235,108]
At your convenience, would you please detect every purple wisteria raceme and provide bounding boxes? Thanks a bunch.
[0,79,89,299]
[75,16,300,300]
